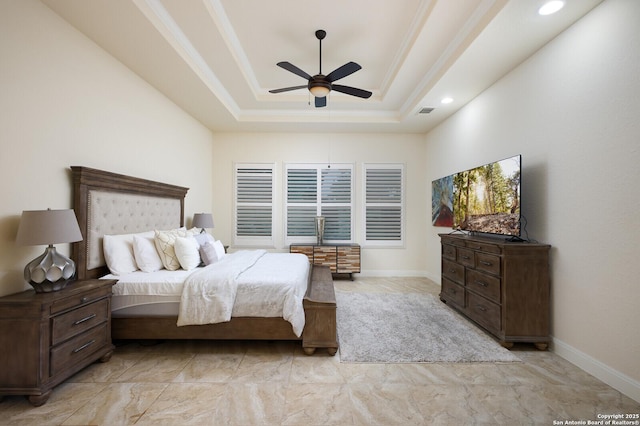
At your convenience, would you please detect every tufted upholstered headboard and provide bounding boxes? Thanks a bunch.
[71,166,189,279]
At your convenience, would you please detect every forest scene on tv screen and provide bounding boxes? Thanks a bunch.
[453,155,521,236]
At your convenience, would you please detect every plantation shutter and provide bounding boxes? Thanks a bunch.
[285,164,353,244]
[234,164,274,245]
[364,164,404,246]
[321,168,352,241]
[286,168,317,237]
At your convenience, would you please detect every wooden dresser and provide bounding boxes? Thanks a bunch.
[439,234,550,349]
[0,279,116,406]
[290,244,360,278]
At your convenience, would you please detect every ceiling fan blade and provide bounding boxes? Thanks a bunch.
[276,62,311,80]
[326,61,361,82]
[269,85,307,94]
[315,96,327,108]
[332,84,372,99]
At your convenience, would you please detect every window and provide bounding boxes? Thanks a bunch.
[363,164,404,247]
[234,163,274,246]
[285,163,354,245]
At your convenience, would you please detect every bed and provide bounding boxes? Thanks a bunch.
[70,166,338,355]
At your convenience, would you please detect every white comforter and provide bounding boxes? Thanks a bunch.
[175,250,309,336]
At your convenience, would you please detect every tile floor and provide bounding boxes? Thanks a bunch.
[0,277,637,425]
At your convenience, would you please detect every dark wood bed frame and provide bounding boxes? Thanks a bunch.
[71,166,338,355]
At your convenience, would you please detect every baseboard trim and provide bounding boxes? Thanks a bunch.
[552,336,640,403]
[357,270,428,278]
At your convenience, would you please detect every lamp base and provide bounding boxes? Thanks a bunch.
[24,246,76,293]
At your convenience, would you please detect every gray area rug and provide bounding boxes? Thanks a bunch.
[335,291,520,363]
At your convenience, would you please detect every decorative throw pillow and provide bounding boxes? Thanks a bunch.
[154,228,187,271]
[193,232,215,248]
[133,234,164,272]
[103,230,154,275]
[199,241,219,266]
[174,236,201,270]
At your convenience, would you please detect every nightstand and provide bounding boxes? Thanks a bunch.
[0,279,116,406]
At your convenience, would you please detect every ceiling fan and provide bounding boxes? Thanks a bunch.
[269,30,372,108]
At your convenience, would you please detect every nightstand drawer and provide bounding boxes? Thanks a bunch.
[51,298,109,345]
[50,323,108,377]
[50,286,110,315]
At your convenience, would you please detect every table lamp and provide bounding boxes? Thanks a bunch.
[192,213,214,234]
[16,209,83,293]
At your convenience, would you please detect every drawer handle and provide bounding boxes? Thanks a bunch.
[74,313,97,325]
[448,269,457,274]
[474,280,488,287]
[480,261,492,266]
[476,305,487,312]
[462,255,470,260]
[448,288,456,294]
[81,296,89,303]
[73,339,96,353]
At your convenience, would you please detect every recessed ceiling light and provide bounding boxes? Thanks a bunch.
[538,1,564,15]
[441,97,453,104]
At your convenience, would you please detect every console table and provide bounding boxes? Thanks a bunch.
[290,244,360,279]
[439,234,550,349]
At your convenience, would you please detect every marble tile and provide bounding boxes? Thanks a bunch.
[115,353,195,383]
[61,382,168,425]
[281,383,354,425]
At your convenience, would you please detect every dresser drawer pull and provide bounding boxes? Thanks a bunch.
[81,296,89,303]
[448,288,457,294]
[73,339,96,353]
[480,261,492,266]
[74,313,97,326]
[474,280,488,287]
[448,268,457,273]
[476,305,487,312]
[462,255,470,260]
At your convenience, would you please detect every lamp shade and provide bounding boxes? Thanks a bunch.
[16,209,83,246]
[192,213,214,229]
[309,84,331,98]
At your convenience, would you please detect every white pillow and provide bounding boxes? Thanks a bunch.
[154,228,199,271]
[103,231,154,275]
[213,240,226,260]
[174,236,201,270]
[133,234,164,272]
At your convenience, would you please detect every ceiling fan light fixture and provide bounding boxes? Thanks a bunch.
[309,82,331,98]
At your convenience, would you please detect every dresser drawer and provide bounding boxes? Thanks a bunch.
[442,244,456,260]
[465,240,501,254]
[466,269,501,304]
[51,299,109,345]
[475,252,501,275]
[441,278,465,307]
[457,248,474,267]
[50,323,108,377]
[442,259,464,285]
[467,292,500,333]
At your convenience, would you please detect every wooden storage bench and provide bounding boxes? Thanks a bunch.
[302,265,338,355]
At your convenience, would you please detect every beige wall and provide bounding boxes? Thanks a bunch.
[424,0,640,399]
[0,0,214,296]
[211,132,427,275]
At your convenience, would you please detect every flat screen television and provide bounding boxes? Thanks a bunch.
[453,154,521,237]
